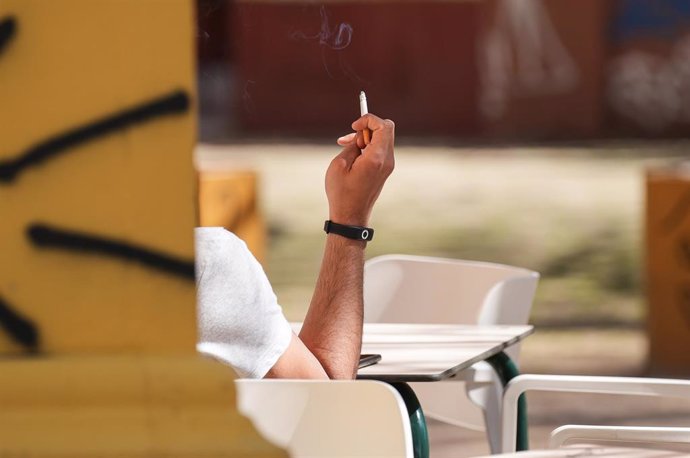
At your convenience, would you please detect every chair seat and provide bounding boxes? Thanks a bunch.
[474,445,689,457]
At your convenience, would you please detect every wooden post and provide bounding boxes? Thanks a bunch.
[646,165,690,375]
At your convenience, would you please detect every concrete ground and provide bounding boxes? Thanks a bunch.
[197,142,690,457]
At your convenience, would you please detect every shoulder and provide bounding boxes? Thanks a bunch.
[195,227,248,253]
[195,226,243,244]
[194,227,255,276]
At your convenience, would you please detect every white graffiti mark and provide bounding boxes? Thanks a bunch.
[479,0,579,120]
[608,35,690,132]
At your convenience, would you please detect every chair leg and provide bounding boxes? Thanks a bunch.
[390,382,430,458]
[487,352,530,452]
[467,382,503,454]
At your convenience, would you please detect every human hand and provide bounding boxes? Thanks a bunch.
[325,114,395,227]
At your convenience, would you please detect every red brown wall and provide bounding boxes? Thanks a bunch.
[199,0,690,140]
[231,1,481,137]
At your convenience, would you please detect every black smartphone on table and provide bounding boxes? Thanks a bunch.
[358,353,381,369]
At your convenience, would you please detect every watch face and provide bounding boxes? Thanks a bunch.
[0,0,198,354]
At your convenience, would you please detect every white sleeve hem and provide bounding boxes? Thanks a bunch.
[248,318,293,379]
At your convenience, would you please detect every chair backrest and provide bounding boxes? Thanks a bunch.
[236,379,414,458]
[364,255,539,359]
[364,254,539,325]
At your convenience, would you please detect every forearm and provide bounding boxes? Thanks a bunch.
[299,234,366,379]
[296,112,394,379]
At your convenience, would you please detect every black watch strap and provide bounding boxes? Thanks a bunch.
[324,220,374,242]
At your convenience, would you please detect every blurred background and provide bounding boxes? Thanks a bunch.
[194,0,690,454]
[2,0,690,456]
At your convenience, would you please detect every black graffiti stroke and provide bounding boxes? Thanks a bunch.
[0,295,39,351]
[27,223,195,280]
[0,16,16,56]
[0,89,190,183]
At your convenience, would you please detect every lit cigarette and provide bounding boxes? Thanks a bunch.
[359,91,372,145]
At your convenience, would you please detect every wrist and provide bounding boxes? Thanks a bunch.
[328,213,369,227]
[325,233,367,248]
[324,220,374,242]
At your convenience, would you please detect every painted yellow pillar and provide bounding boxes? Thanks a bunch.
[0,1,285,455]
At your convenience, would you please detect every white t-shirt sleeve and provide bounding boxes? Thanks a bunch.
[194,227,292,379]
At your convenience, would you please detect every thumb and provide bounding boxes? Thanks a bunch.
[337,132,356,146]
[334,141,361,170]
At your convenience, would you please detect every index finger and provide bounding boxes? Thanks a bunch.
[351,113,391,132]
[352,114,395,152]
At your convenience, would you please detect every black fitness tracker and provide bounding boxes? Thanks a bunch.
[323,220,374,242]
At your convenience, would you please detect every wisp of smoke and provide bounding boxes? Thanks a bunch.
[318,7,353,50]
[242,80,257,115]
[199,0,224,18]
[291,5,353,51]
[288,5,367,83]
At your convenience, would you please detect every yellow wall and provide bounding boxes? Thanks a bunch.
[0,355,285,457]
[0,1,285,455]
[0,0,198,353]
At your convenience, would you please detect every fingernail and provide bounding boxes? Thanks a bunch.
[337,133,355,143]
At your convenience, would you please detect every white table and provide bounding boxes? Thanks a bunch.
[291,322,533,381]
[356,323,533,382]
[291,322,534,457]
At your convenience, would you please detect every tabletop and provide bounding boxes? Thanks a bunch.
[290,323,534,382]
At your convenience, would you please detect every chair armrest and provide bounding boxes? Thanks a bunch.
[236,379,414,458]
[501,374,690,453]
[550,425,690,449]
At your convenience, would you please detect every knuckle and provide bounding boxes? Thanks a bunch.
[383,119,395,130]
[365,154,384,168]
[367,155,386,169]
[382,160,394,175]
[331,156,346,169]
[386,158,395,172]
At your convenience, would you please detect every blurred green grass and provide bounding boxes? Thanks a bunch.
[198,141,687,327]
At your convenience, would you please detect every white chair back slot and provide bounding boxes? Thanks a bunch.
[364,254,538,326]
[236,379,414,458]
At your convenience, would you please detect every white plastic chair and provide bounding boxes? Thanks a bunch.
[236,379,414,458]
[550,425,690,449]
[499,374,690,455]
[364,254,540,453]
